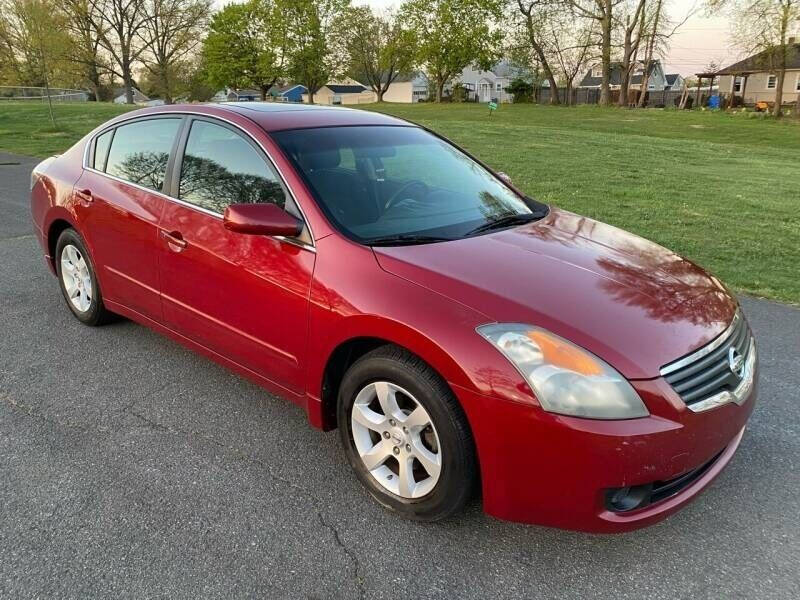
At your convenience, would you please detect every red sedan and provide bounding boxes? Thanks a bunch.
[29,103,757,532]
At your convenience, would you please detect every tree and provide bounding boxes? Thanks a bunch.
[137,0,212,103]
[0,8,23,84]
[62,0,112,100]
[636,0,663,107]
[505,77,534,101]
[401,0,503,102]
[285,0,350,104]
[513,0,563,104]
[186,59,215,101]
[202,0,290,100]
[709,0,799,116]
[87,0,149,104]
[569,0,622,105]
[547,14,596,105]
[616,0,647,106]
[344,6,416,102]
[0,0,72,122]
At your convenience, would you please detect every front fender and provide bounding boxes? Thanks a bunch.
[303,234,533,428]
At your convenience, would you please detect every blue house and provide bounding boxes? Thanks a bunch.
[270,84,307,103]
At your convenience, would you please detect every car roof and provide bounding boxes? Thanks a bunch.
[211,102,411,132]
[98,102,415,140]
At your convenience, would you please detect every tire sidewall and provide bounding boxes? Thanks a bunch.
[55,229,104,325]
[338,354,472,520]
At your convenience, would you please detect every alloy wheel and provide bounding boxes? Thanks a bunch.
[60,244,93,313]
[350,381,442,499]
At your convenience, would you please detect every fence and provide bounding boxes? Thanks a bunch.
[532,87,686,108]
[0,86,90,102]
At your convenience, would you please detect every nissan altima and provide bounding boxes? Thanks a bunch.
[29,103,757,532]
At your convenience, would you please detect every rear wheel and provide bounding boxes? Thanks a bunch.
[55,228,114,326]
[338,346,477,521]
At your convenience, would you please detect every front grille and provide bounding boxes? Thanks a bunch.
[661,312,752,409]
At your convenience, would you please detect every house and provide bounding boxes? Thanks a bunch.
[269,84,307,103]
[227,88,261,101]
[578,60,668,91]
[711,40,800,106]
[665,73,685,91]
[113,87,150,104]
[457,60,529,103]
[305,78,376,105]
[210,88,262,102]
[380,73,429,103]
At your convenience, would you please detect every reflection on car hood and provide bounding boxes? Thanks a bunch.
[373,208,737,379]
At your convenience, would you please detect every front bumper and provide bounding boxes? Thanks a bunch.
[453,369,757,533]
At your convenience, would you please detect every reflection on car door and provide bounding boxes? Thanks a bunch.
[76,116,182,321]
[157,117,315,394]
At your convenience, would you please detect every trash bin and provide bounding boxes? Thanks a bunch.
[708,95,721,109]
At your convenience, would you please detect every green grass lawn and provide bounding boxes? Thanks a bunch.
[1,101,798,303]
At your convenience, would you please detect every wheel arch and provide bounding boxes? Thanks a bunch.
[311,315,482,432]
[43,208,81,273]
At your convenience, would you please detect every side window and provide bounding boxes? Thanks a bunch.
[92,129,113,170]
[105,118,181,191]
[179,120,287,214]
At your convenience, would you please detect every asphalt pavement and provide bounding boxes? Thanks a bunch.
[1,152,798,599]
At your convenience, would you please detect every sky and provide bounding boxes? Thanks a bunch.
[360,0,741,77]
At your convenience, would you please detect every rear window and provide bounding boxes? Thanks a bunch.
[105,118,181,191]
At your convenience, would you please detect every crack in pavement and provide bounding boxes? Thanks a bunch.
[2,390,369,598]
[0,234,35,243]
[317,512,367,600]
[0,392,112,434]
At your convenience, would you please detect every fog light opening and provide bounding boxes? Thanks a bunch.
[606,484,653,512]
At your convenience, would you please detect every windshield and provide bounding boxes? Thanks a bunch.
[271,126,546,244]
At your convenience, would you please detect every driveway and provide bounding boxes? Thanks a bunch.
[1,152,798,598]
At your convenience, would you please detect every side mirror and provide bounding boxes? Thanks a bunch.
[496,171,513,185]
[223,203,304,237]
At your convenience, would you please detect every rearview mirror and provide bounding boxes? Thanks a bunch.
[223,203,304,237]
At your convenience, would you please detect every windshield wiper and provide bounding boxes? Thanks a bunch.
[465,211,546,237]
[363,234,454,247]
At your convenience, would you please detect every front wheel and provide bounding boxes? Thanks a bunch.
[337,346,478,521]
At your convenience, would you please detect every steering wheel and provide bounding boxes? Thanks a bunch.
[384,180,428,212]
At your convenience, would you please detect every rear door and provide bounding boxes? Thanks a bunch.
[76,116,183,321]
[157,117,315,393]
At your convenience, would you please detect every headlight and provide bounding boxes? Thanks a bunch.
[477,323,648,419]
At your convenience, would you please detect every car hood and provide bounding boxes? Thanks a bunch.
[373,208,736,379]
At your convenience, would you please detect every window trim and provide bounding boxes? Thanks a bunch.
[795,73,800,92]
[766,74,777,89]
[92,128,115,171]
[170,115,312,247]
[82,111,315,252]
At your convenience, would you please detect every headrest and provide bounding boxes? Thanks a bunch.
[294,135,341,171]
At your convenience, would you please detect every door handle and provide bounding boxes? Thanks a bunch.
[160,229,187,251]
[75,188,93,204]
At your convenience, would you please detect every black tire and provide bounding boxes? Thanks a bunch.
[337,345,478,521]
[55,228,114,326]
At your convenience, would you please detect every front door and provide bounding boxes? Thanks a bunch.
[479,82,492,102]
[157,117,315,393]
